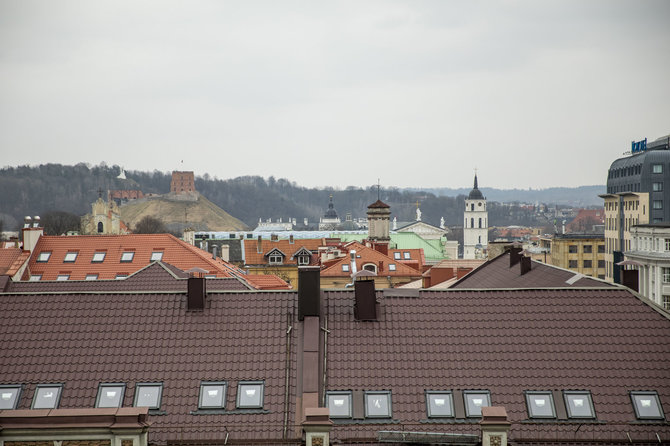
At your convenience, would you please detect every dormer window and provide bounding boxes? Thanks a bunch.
[297,255,310,265]
[362,263,377,274]
[63,252,78,262]
[563,391,595,419]
[120,251,135,262]
[151,251,164,261]
[269,254,283,264]
[630,391,664,420]
[37,252,51,262]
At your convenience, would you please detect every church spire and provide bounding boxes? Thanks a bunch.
[473,174,479,190]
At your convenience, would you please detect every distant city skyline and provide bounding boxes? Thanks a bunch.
[1,0,669,190]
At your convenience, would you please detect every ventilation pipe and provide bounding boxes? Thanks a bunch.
[345,250,358,288]
[212,245,217,260]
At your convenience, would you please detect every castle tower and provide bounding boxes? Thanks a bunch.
[170,171,196,194]
[463,174,488,259]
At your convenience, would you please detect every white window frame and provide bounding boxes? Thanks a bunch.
[362,263,377,274]
[297,255,310,265]
[120,251,135,262]
[269,254,283,265]
[85,274,99,281]
[341,264,350,272]
[388,263,396,271]
[403,252,411,259]
[393,252,401,260]
[92,252,106,263]
[37,252,51,262]
[150,251,164,261]
[29,275,41,281]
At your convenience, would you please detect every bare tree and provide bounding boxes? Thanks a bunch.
[134,215,167,234]
[42,211,81,235]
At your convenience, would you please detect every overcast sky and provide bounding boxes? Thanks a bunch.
[1,1,669,190]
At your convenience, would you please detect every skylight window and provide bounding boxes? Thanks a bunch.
[0,385,22,410]
[389,263,396,271]
[327,391,352,418]
[342,264,350,272]
[150,251,163,261]
[403,252,411,259]
[29,275,41,281]
[63,252,78,262]
[365,391,392,418]
[56,274,70,281]
[134,383,163,409]
[85,274,98,281]
[563,391,595,419]
[237,381,264,408]
[630,391,664,420]
[120,251,135,262]
[463,390,490,417]
[37,252,51,262]
[525,391,556,418]
[199,381,227,409]
[96,383,125,408]
[115,274,128,280]
[32,384,63,409]
[394,252,401,260]
[426,391,454,418]
[91,252,106,263]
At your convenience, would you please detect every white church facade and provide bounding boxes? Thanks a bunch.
[463,175,488,259]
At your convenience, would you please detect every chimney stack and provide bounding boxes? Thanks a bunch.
[290,234,294,244]
[354,279,377,321]
[520,255,531,275]
[257,235,263,253]
[298,266,321,320]
[187,274,206,311]
[212,245,217,260]
[509,246,523,267]
[22,216,43,253]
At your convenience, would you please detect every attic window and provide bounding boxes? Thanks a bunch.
[563,391,595,419]
[56,274,69,281]
[37,252,51,262]
[29,275,41,281]
[342,264,350,272]
[389,263,396,271]
[426,391,454,418]
[120,251,135,262]
[199,381,227,409]
[0,385,22,410]
[365,391,392,418]
[403,252,411,259]
[525,391,556,418]
[463,390,490,417]
[363,263,377,274]
[630,391,664,420]
[92,252,106,263]
[96,383,126,408]
[151,251,164,261]
[236,381,264,408]
[85,274,98,281]
[32,384,63,409]
[327,391,352,418]
[63,252,78,262]
[394,252,401,260]
[297,255,310,265]
[115,274,128,280]
[134,383,163,409]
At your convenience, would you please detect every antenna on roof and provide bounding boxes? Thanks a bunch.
[377,179,380,200]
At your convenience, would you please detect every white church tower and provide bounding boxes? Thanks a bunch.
[463,174,488,259]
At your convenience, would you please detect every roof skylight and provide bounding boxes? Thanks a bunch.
[0,385,22,410]
[29,275,41,281]
[327,391,352,418]
[426,391,454,418]
[85,274,98,281]
[56,274,69,281]
[36,252,51,262]
[525,391,556,418]
[91,252,106,263]
[198,381,226,409]
[63,252,78,262]
[564,391,596,419]
[96,383,125,408]
[32,384,63,409]
[120,251,135,262]
[134,383,163,409]
[236,381,264,408]
[151,251,163,261]
[631,391,664,420]
[365,390,392,418]
[463,390,490,417]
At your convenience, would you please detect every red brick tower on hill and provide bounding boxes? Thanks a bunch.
[170,171,196,194]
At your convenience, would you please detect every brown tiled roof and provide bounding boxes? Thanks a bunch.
[320,242,422,278]
[324,287,670,440]
[4,261,252,293]
[450,251,612,288]
[367,199,390,209]
[0,288,299,443]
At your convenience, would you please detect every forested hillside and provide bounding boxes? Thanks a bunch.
[0,163,588,231]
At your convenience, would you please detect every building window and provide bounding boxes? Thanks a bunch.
[389,263,396,271]
[151,251,164,261]
[362,263,377,274]
[96,383,126,408]
[120,251,135,262]
[563,391,595,419]
[598,244,605,253]
[653,200,663,210]
[652,164,663,174]
[97,222,104,233]
[464,390,490,417]
[56,274,69,281]
[269,254,283,265]
[237,381,264,408]
[568,245,578,253]
[653,182,663,191]
[85,274,98,281]
[597,260,605,269]
[403,252,411,259]
[37,252,51,262]
[29,275,41,281]
[92,252,106,262]
[134,383,163,409]
[583,245,592,254]
[365,391,392,418]
[342,264,350,272]
[297,255,310,265]
[663,268,670,283]
[583,260,592,268]
[327,391,352,418]
[63,252,78,262]
[32,384,63,409]
[115,274,128,280]
[426,391,454,418]
[665,239,670,251]
[0,385,22,410]
[568,260,578,268]
[663,296,670,310]
[525,391,556,419]
[394,252,401,260]
[199,381,227,409]
[630,391,664,420]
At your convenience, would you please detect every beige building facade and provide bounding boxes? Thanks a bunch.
[550,234,606,279]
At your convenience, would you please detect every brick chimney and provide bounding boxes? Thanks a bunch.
[22,216,43,253]
[520,255,531,275]
[298,266,321,320]
[480,407,511,446]
[187,274,206,311]
[509,246,522,267]
[354,279,377,321]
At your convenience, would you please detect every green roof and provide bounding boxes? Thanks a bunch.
[330,232,447,262]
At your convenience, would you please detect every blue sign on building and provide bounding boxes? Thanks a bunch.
[631,138,647,154]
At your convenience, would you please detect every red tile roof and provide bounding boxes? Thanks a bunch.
[0,248,30,277]
[320,242,422,278]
